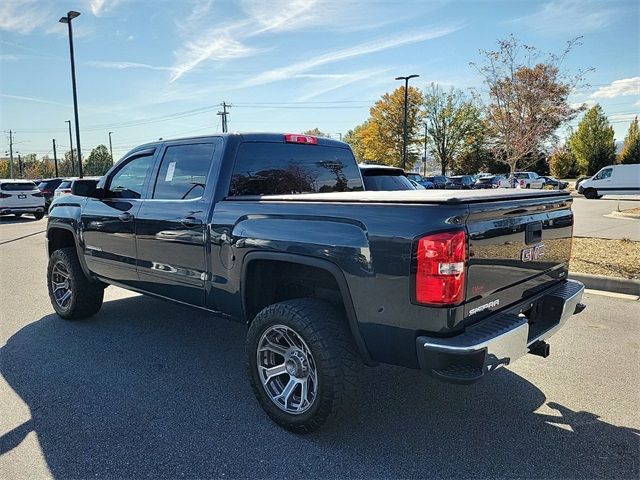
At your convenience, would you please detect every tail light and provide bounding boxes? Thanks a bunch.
[59,189,72,195]
[414,230,466,305]
[32,192,44,197]
[519,179,526,187]
[284,133,317,145]
[0,193,11,198]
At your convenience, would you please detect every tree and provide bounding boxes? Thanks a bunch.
[303,128,330,138]
[568,105,616,175]
[58,150,77,177]
[353,86,425,168]
[549,144,578,178]
[343,122,369,163]
[471,36,586,174]
[423,84,482,174]
[84,145,113,176]
[619,116,640,164]
[0,159,10,178]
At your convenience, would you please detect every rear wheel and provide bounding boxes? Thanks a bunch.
[584,188,600,199]
[246,298,361,433]
[47,247,104,319]
[34,212,44,220]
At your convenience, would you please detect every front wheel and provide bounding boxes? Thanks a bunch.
[47,247,104,319]
[246,298,361,433]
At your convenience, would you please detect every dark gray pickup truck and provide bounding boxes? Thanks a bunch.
[46,133,585,432]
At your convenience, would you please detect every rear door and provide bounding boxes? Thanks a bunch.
[464,194,573,319]
[135,139,221,306]
[81,149,157,284]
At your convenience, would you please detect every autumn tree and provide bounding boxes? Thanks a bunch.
[351,86,425,168]
[471,36,586,175]
[619,116,640,164]
[423,84,482,174]
[343,122,369,162]
[84,144,113,176]
[568,105,616,175]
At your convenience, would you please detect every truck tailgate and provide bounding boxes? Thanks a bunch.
[464,195,573,320]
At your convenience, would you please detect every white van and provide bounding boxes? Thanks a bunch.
[578,164,640,199]
[0,179,46,219]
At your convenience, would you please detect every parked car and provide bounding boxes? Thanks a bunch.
[405,172,434,189]
[577,164,640,199]
[359,164,416,191]
[512,172,545,189]
[0,179,45,219]
[38,178,64,208]
[540,176,569,190]
[54,177,101,198]
[46,133,585,433]
[409,179,426,190]
[424,175,450,189]
[473,175,511,189]
[445,175,475,189]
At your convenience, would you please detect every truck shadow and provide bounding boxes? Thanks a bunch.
[1,295,638,478]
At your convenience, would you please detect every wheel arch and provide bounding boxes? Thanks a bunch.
[241,251,375,366]
[46,225,94,280]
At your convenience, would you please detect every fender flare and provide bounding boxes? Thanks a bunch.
[46,224,94,281]
[241,251,376,366]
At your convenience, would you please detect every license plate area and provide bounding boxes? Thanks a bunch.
[18,194,26,199]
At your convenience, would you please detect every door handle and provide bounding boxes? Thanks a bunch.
[180,216,203,227]
[118,212,133,222]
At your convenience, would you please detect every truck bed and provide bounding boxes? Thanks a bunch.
[229,188,569,204]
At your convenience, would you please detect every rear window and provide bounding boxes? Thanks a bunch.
[58,181,72,189]
[362,174,414,191]
[229,143,363,196]
[0,182,37,191]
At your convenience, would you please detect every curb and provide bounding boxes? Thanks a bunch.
[569,272,640,296]
[609,210,640,220]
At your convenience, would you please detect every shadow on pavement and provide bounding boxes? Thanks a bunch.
[0,215,44,225]
[1,295,638,478]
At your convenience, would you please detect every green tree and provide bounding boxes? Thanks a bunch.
[549,144,578,178]
[472,36,586,174]
[568,105,616,175]
[423,84,482,174]
[358,86,425,168]
[84,144,113,176]
[619,116,640,164]
[58,150,78,177]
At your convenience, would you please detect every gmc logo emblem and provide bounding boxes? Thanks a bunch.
[521,243,545,262]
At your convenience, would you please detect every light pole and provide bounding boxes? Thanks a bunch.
[108,131,114,163]
[65,120,75,175]
[423,123,428,177]
[60,10,83,178]
[395,74,419,170]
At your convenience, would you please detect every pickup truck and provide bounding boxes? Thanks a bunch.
[46,133,585,433]
[513,171,545,189]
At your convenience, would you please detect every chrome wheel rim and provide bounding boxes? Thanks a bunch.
[257,324,318,414]
[51,261,73,308]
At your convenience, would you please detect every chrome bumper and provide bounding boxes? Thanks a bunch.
[416,280,585,384]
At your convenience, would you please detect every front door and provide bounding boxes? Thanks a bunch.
[81,150,156,284]
[135,140,220,306]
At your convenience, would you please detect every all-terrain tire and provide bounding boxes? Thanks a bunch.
[47,247,104,319]
[246,298,361,433]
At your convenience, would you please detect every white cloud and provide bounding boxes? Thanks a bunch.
[509,0,619,36]
[0,0,53,34]
[297,68,392,101]
[0,93,68,106]
[241,25,462,88]
[87,60,177,72]
[590,77,640,99]
[89,0,122,16]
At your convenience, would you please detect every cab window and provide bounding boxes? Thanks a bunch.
[107,153,155,199]
[593,168,612,181]
[153,143,216,200]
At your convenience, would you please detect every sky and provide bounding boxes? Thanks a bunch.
[0,0,639,161]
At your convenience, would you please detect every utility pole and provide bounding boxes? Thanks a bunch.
[17,153,23,178]
[8,129,14,179]
[217,101,230,133]
[52,139,59,177]
[108,131,114,163]
[423,123,428,177]
[65,120,75,175]
[395,74,420,170]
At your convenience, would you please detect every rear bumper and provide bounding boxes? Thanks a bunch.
[0,206,45,215]
[416,280,585,384]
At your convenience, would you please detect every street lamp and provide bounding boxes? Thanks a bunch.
[108,131,114,163]
[65,120,75,175]
[395,74,420,170]
[60,10,83,178]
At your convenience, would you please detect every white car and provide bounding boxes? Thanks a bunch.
[512,172,545,189]
[0,179,46,219]
[578,164,640,199]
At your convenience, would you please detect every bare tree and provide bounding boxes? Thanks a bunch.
[471,36,589,174]
[423,84,481,174]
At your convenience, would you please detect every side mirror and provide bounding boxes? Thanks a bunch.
[72,180,100,197]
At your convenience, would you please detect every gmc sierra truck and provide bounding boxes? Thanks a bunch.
[46,133,585,433]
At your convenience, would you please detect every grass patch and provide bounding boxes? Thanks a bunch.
[570,237,640,279]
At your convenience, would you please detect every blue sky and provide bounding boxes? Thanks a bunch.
[1,0,638,160]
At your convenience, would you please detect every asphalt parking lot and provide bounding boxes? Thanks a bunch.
[1,217,639,479]
[572,195,640,241]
